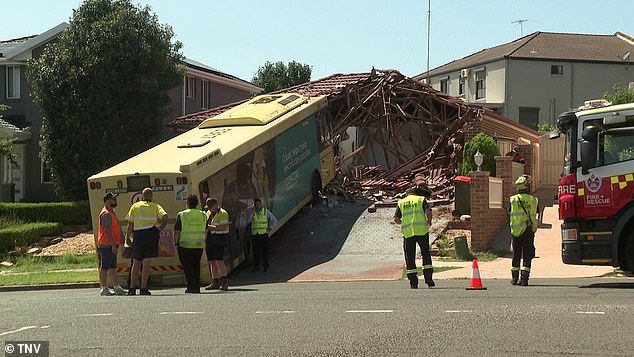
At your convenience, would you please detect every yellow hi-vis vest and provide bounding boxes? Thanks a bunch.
[210,208,230,234]
[398,195,429,238]
[251,208,268,235]
[178,208,207,249]
[509,193,538,237]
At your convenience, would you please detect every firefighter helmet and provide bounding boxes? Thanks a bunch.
[515,176,529,191]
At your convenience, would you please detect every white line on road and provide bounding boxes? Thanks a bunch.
[346,310,393,313]
[255,311,295,314]
[445,310,472,313]
[0,326,38,336]
[40,326,50,329]
[79,313,114,317]
[159,312,203,315]
[576,311,605,315]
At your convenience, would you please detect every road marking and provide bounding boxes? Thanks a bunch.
[445,310,472,313]
[40,326,50,329]
[255,311,295,314]
[0,326,38,336]
[79,313,113,317]
[159,312,203,315]
[346,310,393,313]
[576,311,605,315]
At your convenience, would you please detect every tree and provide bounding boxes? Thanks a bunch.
[251,61,312,93]
[462,132,500,176]
[0,105,18,167]
[28,0,184,200]
[604,86,634,105]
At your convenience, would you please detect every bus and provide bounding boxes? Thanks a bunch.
[87,93,335,285]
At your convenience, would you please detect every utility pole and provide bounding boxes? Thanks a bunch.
[511,19,528,37]
[426,0,431,84]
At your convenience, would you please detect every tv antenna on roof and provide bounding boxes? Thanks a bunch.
[512,19,529,37]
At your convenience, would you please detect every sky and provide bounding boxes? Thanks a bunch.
[2,0,633,82]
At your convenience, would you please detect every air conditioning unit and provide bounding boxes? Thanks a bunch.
[460,69,470,78]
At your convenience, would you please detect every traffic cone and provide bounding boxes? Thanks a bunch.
[466,259,487,290]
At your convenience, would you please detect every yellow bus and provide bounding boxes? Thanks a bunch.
[87,93,335,285]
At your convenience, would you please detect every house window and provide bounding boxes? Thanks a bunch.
[551,65,563,75]
[185,76,196,98]
[41,160,53,184]
[475,70,486,99]
[201,80,212,109]
[459,77,465,96]
[6,66,20,99]
[440,79,449,94]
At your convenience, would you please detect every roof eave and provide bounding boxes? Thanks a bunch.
[4,22,68,60]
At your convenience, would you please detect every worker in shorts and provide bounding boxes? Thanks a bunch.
[125,188,167,295]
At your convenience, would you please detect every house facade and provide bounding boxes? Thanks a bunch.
[415,31,634,130]
[0,23,261,202]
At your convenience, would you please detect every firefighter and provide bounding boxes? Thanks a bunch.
[509,175,539,286]
[393,186,434,289]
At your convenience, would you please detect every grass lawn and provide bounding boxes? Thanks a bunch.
[0,270,98,286]
[0,252,99,286]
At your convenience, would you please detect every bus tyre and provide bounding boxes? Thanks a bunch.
[625,232,634,274]
[311,171,322,204]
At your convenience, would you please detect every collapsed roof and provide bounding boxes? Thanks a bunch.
[169,69,540,203]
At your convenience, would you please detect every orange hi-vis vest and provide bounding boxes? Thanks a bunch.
[98,207,121,246]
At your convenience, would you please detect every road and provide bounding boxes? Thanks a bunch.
[2,279,634,356]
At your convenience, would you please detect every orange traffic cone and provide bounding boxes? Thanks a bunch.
[466,259,487,290]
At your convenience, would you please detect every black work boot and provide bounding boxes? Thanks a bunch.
[511,270,519,285]
[518,270,530,286]
[423,269,435,288]
[407,273,418,289]
[219,277,229,291]
[205,279,220,290]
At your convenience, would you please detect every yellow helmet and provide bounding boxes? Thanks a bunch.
[515,176,529,191]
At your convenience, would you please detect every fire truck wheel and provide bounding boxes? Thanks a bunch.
[625,232,634,274]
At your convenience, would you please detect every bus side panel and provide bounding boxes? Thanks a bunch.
[198,114,321,269]
[273,114,320,219]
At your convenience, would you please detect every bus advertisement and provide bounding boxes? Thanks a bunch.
[87,94,334,285]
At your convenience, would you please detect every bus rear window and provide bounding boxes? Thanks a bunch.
[127,175,150,192]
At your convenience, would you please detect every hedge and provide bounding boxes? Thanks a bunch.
[0,222,62,252]
[0,201,90,225]
[462,132,501,176]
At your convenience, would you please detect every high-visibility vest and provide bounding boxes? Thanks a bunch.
[251,208,269,235]
[210,208,230,234]
[397,195,429,238]
[126,200,167,230]
[177,208,207,249]
[509,193,538,237]
[98,207,121,246]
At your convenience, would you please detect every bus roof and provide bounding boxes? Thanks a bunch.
[88,94,327,180]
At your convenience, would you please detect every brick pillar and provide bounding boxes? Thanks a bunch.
[469,170,490,252]
[518,144,535,191]
[495,156,513,211]
[518,144,533,177]
[464,113,483,143]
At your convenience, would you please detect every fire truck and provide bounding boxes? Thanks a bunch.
[556,100,634,273]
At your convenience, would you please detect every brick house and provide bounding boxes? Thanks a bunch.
[0,23,261,202]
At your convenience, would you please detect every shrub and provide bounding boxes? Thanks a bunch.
[0,201,90,225]
[462,132,500,176]
[0,222,62,252]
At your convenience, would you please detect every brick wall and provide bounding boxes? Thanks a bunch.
[464,114,483,143]
[467,156,514,252]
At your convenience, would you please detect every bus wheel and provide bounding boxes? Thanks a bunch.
[311,171,322,203]
[625,232,634,274]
